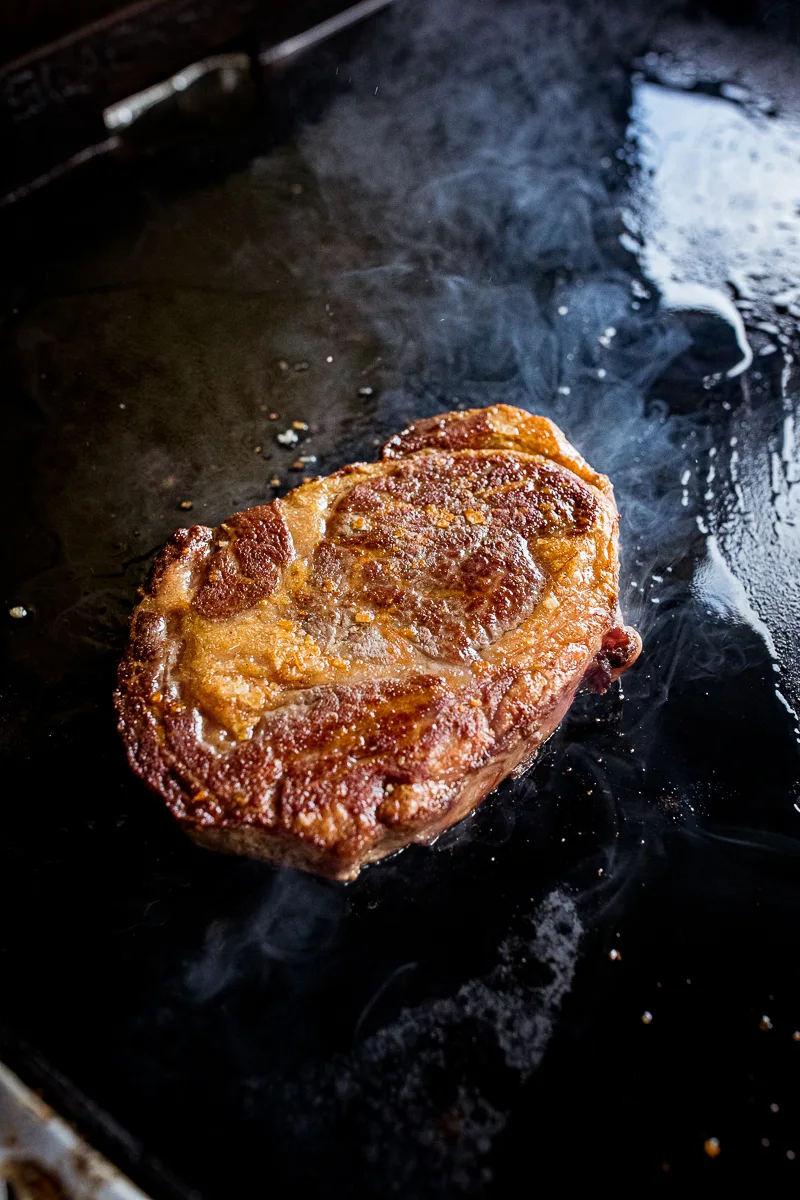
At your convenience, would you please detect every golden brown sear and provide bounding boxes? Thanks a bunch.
[115,405,640,879]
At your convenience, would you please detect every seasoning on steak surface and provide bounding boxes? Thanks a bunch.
[115,405,641,879]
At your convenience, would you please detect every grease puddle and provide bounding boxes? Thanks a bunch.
[629,55,800,717]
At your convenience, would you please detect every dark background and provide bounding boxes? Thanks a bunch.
[2,1,800,1195]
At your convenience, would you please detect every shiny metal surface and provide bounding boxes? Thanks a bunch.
[0,1063,148,1200]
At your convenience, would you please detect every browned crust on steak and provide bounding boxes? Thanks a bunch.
[382,405,611,494]
[193,505,293,620]
[115,404,641,880]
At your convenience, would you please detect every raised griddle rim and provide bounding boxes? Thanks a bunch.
[0,1019,197,1200]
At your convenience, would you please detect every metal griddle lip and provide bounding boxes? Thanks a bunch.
[0,1020,197,1200]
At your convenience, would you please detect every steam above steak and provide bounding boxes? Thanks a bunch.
[115,405,641,879]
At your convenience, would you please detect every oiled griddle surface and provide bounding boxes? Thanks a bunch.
[2,2,800,1194]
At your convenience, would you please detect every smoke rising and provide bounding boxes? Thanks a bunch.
[300,0,700,608]
[172,2,800,1191]
[185,870,342,1001]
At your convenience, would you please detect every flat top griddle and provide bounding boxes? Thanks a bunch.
[2,1,800,1195]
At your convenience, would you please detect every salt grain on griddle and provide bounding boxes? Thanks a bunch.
[760,1015,773,1031]
[278,360,289,372]
[293,362,309,372]
[277,429,298,446]
[358,386,374,397]
[609,949,622,962]
[641,1011,653,1025]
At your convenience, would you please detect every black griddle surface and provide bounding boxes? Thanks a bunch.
[2,2,800,1195]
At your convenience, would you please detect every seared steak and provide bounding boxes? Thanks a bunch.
[115,405,640,879]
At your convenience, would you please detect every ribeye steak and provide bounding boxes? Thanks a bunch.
[115,405,641,879]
